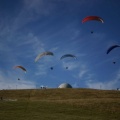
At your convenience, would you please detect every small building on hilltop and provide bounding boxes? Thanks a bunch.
[58,83,72,88]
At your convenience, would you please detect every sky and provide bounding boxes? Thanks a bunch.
[0,0,120,90]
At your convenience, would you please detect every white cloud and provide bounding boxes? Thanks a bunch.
[79,70,87,78]
[4,0,54,33]
[79,65,88,78]
[19,33,45,55]
[0,70,35,89]
[86,70,120,90]
[0,80,35,90]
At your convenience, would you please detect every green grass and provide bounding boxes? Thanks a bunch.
[0,88,120,120]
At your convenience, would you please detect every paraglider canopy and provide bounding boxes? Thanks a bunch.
[107,45,120,54]
[82,16,104,23]
[35,51,54,62]
[14,65,27,73]
[60,54,76,60]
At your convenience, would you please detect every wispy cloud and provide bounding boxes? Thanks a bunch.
[0,70,35,89]
[86,69,120,90]
[23,0,56,16]
[78,65,88,78]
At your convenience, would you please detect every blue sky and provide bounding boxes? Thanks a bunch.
[0,0,120,90]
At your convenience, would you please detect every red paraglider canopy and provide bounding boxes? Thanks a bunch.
[82,16,104,23]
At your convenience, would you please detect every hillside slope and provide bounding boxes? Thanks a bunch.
[0,88,120,120]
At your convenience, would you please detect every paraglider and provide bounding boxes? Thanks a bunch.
[106,45,120,64]
[14,65,27,73]
[66,67,68,69]
[82,16,104,34]
[113,61,116,64]
[60,54,76,69]
[82,16,104,23]
[35,51,54,62]
[91,31,94,34]
[60,54,76,60]
[106,45,120,54]
[50,67,53,70]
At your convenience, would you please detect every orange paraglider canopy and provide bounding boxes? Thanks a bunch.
[14,65,27,72]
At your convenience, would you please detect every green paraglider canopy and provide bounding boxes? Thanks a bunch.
[60,54,76,60]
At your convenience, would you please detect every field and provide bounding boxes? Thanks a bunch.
[0,88,120,120]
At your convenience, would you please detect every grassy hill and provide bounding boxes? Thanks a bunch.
[0,88,120,120]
